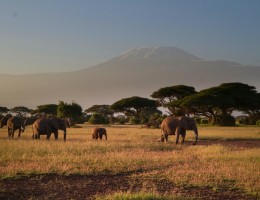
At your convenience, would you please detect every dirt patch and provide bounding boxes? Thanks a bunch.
[0,173,257,200]
[185,139,260,149]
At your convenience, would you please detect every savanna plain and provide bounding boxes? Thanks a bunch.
[0,125,260,200]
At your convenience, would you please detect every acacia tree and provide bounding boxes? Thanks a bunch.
[35,104,58,116]
[151,85,197,114]
[11,106,33,116]
[170,82,260,125]
[110,96,159,124]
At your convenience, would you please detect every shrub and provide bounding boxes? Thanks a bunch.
[256,120,260,126]
[218,114,236,126]
[88,113,109,124]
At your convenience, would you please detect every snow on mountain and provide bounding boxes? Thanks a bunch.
[114,47,201,62]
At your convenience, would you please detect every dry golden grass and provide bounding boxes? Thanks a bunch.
[0,125,259,196]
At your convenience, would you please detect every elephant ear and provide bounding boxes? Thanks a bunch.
[50,118,59,130]
[179,116,190,130]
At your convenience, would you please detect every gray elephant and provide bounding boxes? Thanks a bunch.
[161,116,198,145]
[32,117,67,141]
[7,116,25,138]
[24,115,40,126]
[0,114,12,128]
[92,127,107,140]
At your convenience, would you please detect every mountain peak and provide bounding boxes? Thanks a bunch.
[115,46,200,62]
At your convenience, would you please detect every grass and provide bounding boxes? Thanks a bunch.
[0,125,259,197]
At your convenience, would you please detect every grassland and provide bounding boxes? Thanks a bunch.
[0,125,259,199]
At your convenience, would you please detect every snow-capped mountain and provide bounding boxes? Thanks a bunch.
[0,47,259,109]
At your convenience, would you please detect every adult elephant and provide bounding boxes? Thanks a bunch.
[32,117,67,142]
[92,127,107,140]
[161,116,198,145]
[0,114,12,128]
[24,115,40,126]
[7,116,25,138]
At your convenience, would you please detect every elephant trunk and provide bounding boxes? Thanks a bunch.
[193,125,199,145]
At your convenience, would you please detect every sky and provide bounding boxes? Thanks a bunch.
[0,0,260,74]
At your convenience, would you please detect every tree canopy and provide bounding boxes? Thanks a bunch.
[169,82,260,125]
[57,101,83,122]
[11,106,33,116]
[110,96,158,117]
[151,85,196,114]
[35,104,58,116]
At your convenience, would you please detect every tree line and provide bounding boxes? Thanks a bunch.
[1,82,260,126]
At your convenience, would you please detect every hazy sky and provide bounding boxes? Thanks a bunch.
[1,0,260,74]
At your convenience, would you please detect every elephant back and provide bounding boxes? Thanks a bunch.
[7,116,24,128]
[177,116,196,130]
[161,116,178,135]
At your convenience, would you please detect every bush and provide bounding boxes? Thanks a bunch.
[201,118,209,125]
[256,120,260,126]
[218,114,236,126]
[88,113,109,124]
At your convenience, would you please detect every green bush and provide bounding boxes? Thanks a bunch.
[218,114,236,126]
[88,113,109,124]
[256,120,260,126]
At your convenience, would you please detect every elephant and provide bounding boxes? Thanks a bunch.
[92,127,107,140]
[32,117,67,141]
[7,116,25,138]
[24,115,40,126]
[0,114,12,128]
[161,116,198,145]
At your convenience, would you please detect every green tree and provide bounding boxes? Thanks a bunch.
[85,105,114,123]
[57,101,83,122]
[36,104,58,116]
[151,85,196,114]
[111,96,158,116]
[88,113,109,124]
[171,82,260,125]
[11,106,33,116]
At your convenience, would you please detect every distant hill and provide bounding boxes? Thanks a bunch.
[0,47,259,109]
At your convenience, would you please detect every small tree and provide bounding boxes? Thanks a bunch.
[88,113,109,124]
[85,105,114,123]
[57,101,83,122]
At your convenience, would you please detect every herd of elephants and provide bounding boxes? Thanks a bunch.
[0,115,199,145]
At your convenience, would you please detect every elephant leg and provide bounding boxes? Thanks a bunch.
[8,128,11,138]
[165,134,168,142]
[176,127,181,144]
[180,129,186,144]
[176,133,180,144]
[54,131,58,140]
[64,132,66,142]
[18,128,21,137]
[161,134,164,142]
[46,134,50,140]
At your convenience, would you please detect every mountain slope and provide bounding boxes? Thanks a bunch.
[0,47,259,109]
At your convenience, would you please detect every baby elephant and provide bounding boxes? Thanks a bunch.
[92,127,107,140]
